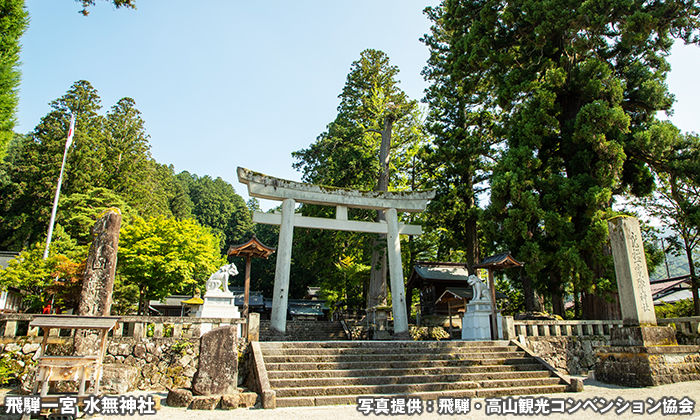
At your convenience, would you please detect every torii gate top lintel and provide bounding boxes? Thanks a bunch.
[237,167,434,212]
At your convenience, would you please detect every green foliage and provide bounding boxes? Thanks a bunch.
[408,325,450,341]
[77,0,136,16]
[111,275,139,315]
[0,81,184,250]
[0,225,86,312]
[176,172,253,250]
[320,256,370,314]
[655,299,695,319]
[58,187,134,245]
[428,0,700,317]
[636,131,700,315]
[291,49,427,301]
[0,0,28,161]
[496,276,525,316]
[118,215,225,314]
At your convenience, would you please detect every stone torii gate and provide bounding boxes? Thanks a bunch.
[237,167,434,337]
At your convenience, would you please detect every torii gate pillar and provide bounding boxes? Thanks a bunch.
[238,167,434,337]
[270,198,295,333]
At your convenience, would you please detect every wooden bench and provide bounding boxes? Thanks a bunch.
[28,315,120,398]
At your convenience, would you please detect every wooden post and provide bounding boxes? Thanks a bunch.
[488,268,498,340]
[244,255,252,318]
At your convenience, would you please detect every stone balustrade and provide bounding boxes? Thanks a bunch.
[502,316,624,340]
[0,314,252,342]
[657,316,700,336]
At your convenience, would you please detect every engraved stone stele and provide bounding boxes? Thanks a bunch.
[77,208,122,317]
[608,216,656,327]
[594,216,700,387]
[191,325,238,396]
[75,208,122,356]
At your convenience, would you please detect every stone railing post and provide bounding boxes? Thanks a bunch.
[248,313,260,342]
[502,316,516,340]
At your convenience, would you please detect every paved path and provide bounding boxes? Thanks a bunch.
[127,378,700,420]
[3,378,699,420]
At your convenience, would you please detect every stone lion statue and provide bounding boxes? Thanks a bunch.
[468,274,490,302]
[205,263,239,293]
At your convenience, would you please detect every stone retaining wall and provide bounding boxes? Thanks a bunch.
[0,337,240,393]
[517,336,609,375]
[518,331,700,376]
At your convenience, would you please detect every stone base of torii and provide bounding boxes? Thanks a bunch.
[237,167,434,337]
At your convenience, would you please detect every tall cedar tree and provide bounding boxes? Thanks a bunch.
[0,0,27,160]
[432,0,700,317]
[422,5,495,268]
[0,81,188,249]
[292,49,423,306]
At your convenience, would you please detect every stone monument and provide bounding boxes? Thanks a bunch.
[196,264,240,323]
[595,216,700,386]
[462,275,502,340]
[75,208,122,355]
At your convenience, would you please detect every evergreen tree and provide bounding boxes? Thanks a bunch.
[433,0,700,317]
[292,49,425,305]
[0,0,28,161]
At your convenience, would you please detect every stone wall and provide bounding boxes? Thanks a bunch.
[1,337,243,395]
[518,330,700,376]
[1,337,203,393]
[517,336,610,375]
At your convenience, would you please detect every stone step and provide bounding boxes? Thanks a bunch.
[274,377,564,398]
[259,340,512,349]
[260,345,517,355]
[262,351,527,364]
[269,370,553,388]
[264,357,537,371]
[266,363,548,379]
[275,385,570,408]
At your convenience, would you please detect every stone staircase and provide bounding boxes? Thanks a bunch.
[259,320,348,341]
[258,340,572,408]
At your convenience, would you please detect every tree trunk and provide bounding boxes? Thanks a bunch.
[521,272,540,312]
[582,291,621,320]
[684,241,700,316]
[368,115,393,309]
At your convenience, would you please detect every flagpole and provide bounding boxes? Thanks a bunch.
[43,115,75,260]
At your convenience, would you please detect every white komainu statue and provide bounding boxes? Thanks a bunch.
[205,263,239,294]
[468,274,490,302]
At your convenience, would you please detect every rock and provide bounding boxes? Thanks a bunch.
[189,395,220,410]
[125,355,137,365]
[166,388,193,407]
[142,363,155,377]
[117,342,133,356]
[191,326,238,396]
[22,343,40,354]
[220,394,239,410]
[100,364,139,395]
[568,378,584,392]
[133,343,147,358]
[5,343,21,352]
[238,392,258,408]
[103,354,116,364]
[180,354,193,367]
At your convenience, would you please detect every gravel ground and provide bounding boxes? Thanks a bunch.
[4,377,700,420]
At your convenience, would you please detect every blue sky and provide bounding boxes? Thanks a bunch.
[16,1,700,210]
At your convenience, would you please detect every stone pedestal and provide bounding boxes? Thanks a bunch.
[196,291,240,318]
[368,306,392,340]
[462,300,502,341]
[595,216,700,386]
[195,291,240,336]
[595,342,700,387]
